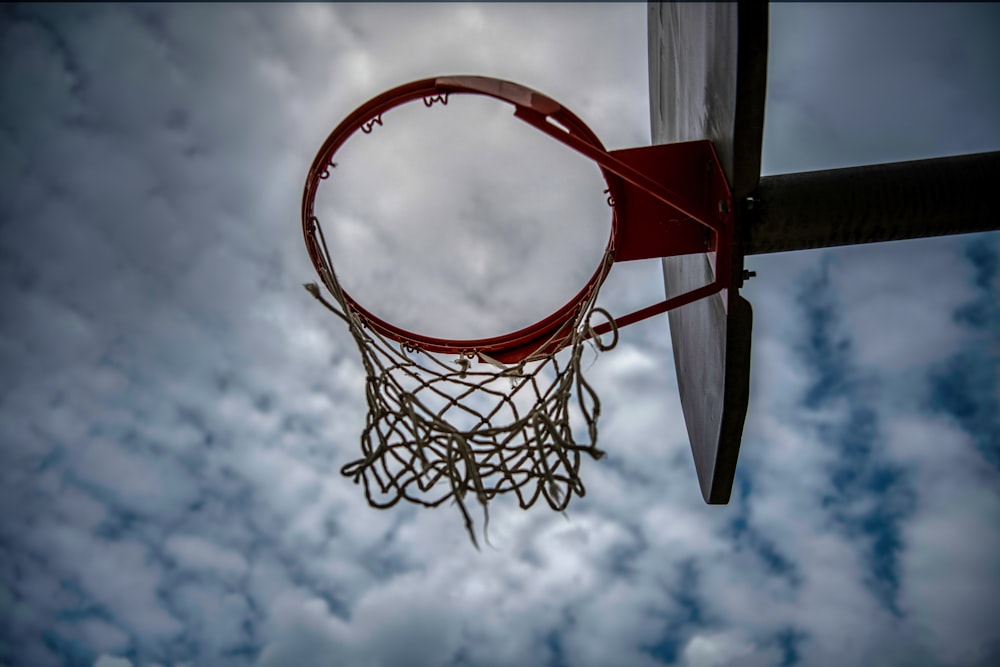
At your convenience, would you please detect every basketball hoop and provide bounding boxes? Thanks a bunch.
[302,76,733,546]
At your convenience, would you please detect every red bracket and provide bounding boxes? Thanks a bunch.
[507,107,734,356]
[483,138,734,363]
[609,141,731,262]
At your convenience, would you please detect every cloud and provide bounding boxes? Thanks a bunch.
[94,656,134,667]
[888,417,1000,666]
[1,4,998,667]
[166,535,249,578]
[764,4,1000,173]
[682,631,766,667]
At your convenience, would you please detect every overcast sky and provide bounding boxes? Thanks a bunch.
[1,4,999,667]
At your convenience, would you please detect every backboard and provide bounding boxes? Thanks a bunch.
[648,3,768,503]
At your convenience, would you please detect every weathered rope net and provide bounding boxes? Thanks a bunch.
[305,215,617,548]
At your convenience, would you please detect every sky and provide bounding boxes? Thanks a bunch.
[1,3,999,667]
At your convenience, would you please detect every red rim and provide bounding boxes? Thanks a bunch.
[302,76,624,358]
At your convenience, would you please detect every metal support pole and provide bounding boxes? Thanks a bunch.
[743,151,1000,255]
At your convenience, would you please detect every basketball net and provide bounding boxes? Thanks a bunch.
[305,216,617,548]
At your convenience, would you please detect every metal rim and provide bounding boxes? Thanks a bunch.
[302,76,623,358]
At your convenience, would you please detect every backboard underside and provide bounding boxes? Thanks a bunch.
[648,3,767,503]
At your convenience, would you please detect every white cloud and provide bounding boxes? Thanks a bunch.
[889,417,1000,666]
[682,631,760,667]
[173,584,254,657]
[1,4,998,667]
[826,239,976,371]
[166,535,249,578]
[70,436,198,516]
[42,529,181,639]
[253,591,350,667]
